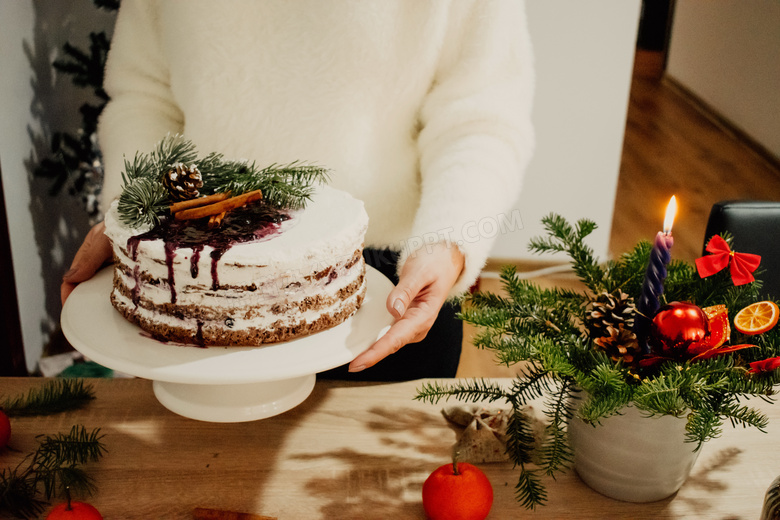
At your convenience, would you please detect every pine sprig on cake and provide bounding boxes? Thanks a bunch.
[205,160,330,210]
[117,134,330,228]
[415,214,780,509]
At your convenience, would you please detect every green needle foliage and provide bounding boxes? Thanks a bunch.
[0,426,107,519]
[1,379,95,417]
[117,134,330,228]
[416,214,780,509]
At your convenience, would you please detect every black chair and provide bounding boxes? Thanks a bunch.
[703,200,780,301]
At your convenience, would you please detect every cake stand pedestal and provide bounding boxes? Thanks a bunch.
[150,377,316,423]
[61,267,394,422]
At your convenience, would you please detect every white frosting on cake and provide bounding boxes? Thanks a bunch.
[105,185,369,346]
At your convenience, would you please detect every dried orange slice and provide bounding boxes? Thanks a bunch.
[703,305,730,348]
[734,301,780,335]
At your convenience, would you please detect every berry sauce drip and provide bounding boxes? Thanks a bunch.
[190,245,203,278]
[164,241,178,303]
[127,202,290,303]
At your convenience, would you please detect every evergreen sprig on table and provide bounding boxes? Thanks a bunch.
[2,379,95,418]
[416,214,780,509]
[0,380,104,518]
[118,134,331,228]
[0,426,107,519]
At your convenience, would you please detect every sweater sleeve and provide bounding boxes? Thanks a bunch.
[398,0,535,297]
[98,0,184,210]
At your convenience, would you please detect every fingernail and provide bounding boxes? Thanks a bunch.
[63,267,78,280]
[349,364,366,373]
[392,299,405,317]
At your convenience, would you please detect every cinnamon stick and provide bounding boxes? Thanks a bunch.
[174,189,263,221]
[208,211,227,229]
[192,507,276,520]
[170,192,230,213]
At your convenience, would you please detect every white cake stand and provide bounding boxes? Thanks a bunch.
[61,266,394,423]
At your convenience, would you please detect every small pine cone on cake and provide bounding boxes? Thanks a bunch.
[163,163,203,201]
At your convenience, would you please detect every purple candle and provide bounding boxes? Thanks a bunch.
[635,196,677,353]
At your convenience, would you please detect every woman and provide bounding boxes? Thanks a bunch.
[62,0,535,380]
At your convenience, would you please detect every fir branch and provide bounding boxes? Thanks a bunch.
[538,382,575,477]
[506,406,548,509]
[0,466,48,520]
[508,367,557,406]
[34,426,107,469]
[116,135,331,227]
[150,134,198,175]
[414,379,510,406]
[528,215,604,292]
[0,426,106,519]
[211,161,331,210]
[121,150,157,182]
[458,305,511,331]
[507,406,542,467]
[117,176,169,229]
[720,401,769,432]
[470,331,533,367]
[491,336,540,367]
[685,408,722,449]
[574,359,634,423]
[2,379,95,418]
[513,467,548,510]
[32,426,106,501]
[631,371,688,417]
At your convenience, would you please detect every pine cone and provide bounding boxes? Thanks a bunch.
[593,324,641,364]
[585,290,636,340]
[163,163,203,201]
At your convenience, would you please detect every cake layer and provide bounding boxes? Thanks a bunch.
[104,185,370,346]
[110,278,366,346]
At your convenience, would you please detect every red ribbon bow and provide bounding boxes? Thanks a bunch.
[695,235,761,286]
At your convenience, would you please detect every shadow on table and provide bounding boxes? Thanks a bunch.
[666,446,743,519]
[290,404,450,519]
[91,379,329,519]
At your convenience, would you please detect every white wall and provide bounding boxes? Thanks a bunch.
[1,1,46,372]
[666,0,780,160]
[489,0,642,263]
[0,0,115,372]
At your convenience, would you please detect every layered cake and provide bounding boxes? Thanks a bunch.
[103,137,368,346]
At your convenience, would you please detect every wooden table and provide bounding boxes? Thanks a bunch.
[2,377,778,519]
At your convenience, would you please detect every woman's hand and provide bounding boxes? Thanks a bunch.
[349,241,465,372]
[60,221,113,305]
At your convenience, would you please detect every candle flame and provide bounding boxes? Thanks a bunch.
[663,196,677,235]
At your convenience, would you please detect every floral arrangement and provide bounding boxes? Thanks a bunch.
[416,213,780,509]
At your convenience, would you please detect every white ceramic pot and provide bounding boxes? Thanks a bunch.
[568,404,699,502]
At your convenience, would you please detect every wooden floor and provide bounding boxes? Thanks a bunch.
[456,51,780,378]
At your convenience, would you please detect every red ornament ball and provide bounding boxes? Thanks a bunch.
[45,501,103,520]
[650,301,710,356]
[0,409,10,450]
[422,462,493,520]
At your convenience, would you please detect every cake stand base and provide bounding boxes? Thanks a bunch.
[152,375,316,423]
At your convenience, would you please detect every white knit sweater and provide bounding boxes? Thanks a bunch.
[98,0,535,295]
